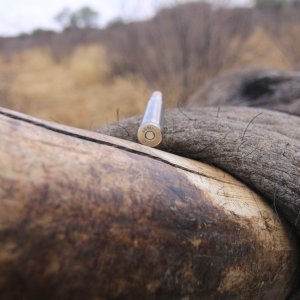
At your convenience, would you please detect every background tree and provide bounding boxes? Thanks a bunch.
[54,7,72,29]
[107,17,126,29]
[54,6,99,29]
[255,0,288,9]
[71,6,99,28]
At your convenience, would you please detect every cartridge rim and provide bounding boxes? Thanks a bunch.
[137,123,162,147]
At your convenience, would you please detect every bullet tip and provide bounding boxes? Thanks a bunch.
[152,91,162,98]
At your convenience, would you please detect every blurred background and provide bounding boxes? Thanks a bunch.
[0,0,299,129]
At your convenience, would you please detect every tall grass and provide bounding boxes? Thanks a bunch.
[0,45,150,128]
[0,2,299,128]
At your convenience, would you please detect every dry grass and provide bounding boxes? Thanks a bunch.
[0,45,151,129]
[0,3,299,129]
[231,27,289,70]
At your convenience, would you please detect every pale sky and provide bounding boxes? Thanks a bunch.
[0,0,251,36]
